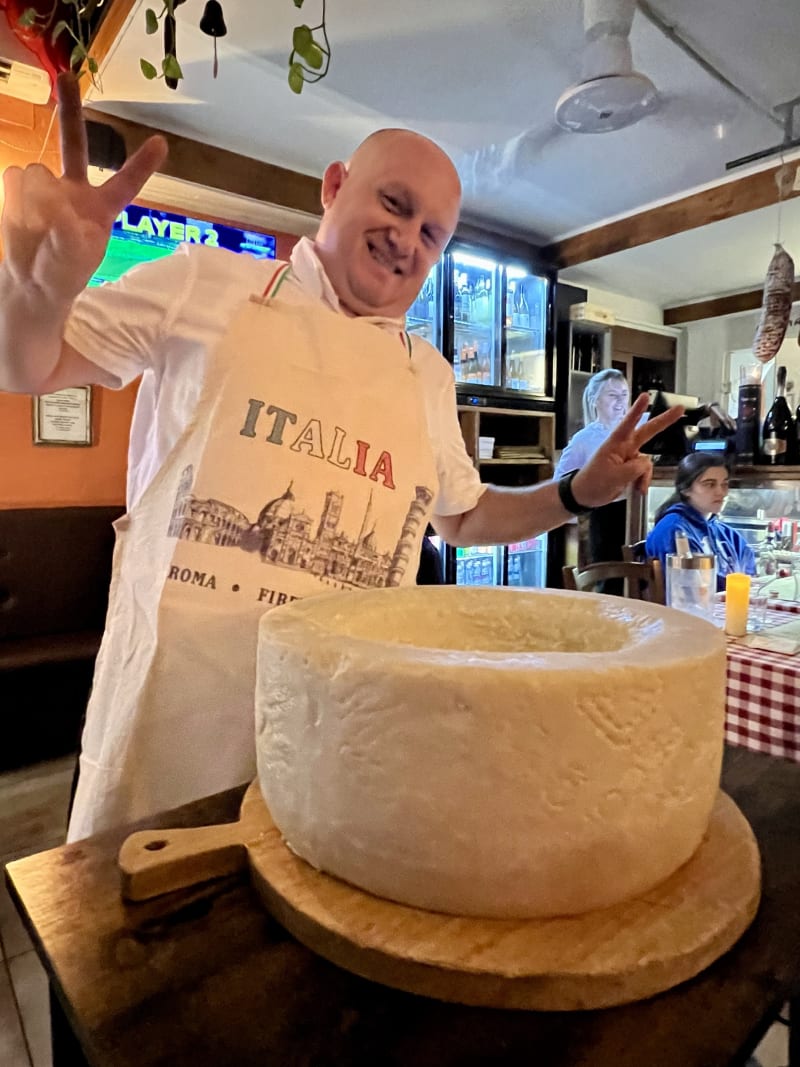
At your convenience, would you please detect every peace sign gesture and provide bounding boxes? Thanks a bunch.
[572,392,684,507]
[1,72,168,307]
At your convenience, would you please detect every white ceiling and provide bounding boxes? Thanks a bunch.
[81,0,800,309]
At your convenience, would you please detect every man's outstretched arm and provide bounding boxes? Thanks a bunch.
[434,393,684,546]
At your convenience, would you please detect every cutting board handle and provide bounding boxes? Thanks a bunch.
[119,821,249,901]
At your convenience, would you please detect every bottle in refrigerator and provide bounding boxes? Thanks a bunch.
[509,358,522,392]
[478,344,491,384]
[453,271,462,322]
[469,344,480,383]
[505,281,515,327]
[508,553,522,585]
[473,277,490,324]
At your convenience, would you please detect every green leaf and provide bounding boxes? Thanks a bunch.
[50,19,69,43]
[140,58,158,79]
[162,53,183,80]
[288,62,304,94]
[293,0,304,7]
[87,57,99,75]
[304,42,324,70]
[292,24,313,55]
[145,8,159,34]
[18,8,38,28]
[69,43,87,69]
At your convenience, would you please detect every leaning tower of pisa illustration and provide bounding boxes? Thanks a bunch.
[167,465,195,537]
[386,485,434,586]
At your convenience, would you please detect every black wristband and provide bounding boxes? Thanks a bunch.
[557,469,593,515]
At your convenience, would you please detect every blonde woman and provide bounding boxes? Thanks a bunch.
[555,370,643,586]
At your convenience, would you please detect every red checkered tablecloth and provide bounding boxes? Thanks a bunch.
[724,606,800,762]
[768,597,800,614]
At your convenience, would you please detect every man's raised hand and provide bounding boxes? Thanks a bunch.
[1,72,167,308]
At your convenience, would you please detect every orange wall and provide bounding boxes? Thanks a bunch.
[1,94,303,509]
[0,383,139,508]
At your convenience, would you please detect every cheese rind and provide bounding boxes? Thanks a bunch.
[256,586,726,918]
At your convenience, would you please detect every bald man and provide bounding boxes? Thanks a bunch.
[0,76,679,837]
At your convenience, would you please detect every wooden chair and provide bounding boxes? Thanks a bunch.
[562,559,665,604]
[622,540,648,564]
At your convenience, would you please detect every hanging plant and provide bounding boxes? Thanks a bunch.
[287,0,330,94]
[12,0,331,95]
[10,0,98,85]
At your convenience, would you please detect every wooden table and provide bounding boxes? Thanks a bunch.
[6,746,800,1067]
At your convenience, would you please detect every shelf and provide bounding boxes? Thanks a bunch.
[454,319,493,332]
[478,458,551,466]
[458,405,554,418]
[506,329,544,343]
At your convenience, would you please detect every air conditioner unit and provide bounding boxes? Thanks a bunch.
[0,56,51,105]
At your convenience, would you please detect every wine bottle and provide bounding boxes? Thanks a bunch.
[762,364,795,464]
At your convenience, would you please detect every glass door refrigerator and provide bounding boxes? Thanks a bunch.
[504,266,550,400]
[414,240,557,590]
[405,263,441,347]
[444,243,555,405]
[507,536,548,587]
[428,536,548,589]
[450,249,500,389]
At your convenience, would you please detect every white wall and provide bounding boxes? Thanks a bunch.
[682,302,800,409]
[566,280,800,411]
[682,317,731,403]
[583,284,663,328]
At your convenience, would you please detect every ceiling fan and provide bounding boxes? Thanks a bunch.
[458,0,774,193]
[554,0,658,135]
[456,0,665,194]
[458,0,662,193]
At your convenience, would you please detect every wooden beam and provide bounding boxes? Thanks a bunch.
[83,109,323,217]
[664,281,800,325]
[85,0,139,78]
[543,160,800,268]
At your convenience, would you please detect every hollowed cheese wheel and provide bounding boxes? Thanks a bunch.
[256,586,726,919]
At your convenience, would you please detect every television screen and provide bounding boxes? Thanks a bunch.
[90,204,277,286]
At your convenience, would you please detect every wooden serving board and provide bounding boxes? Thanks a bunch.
[118,786,761,1011]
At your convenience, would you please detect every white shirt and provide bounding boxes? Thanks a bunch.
[64,238,485,517]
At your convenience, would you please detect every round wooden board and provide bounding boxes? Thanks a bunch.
[240,785,761,1010]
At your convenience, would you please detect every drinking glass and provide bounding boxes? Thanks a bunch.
[747,577,770,632]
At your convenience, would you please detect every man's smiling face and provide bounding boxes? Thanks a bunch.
[314,129,461,319]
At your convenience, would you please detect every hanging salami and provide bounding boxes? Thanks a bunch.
[753,243,795,363]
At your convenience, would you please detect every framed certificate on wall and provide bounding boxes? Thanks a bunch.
[32,387,93,446]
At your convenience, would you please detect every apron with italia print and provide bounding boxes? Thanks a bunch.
[68,264,439,841]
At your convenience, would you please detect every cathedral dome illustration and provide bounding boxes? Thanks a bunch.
[257,482,295,526]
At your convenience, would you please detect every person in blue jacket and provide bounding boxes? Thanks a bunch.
[645,452,756,589]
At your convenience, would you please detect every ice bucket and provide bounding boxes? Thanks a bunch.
[665,554,717,622]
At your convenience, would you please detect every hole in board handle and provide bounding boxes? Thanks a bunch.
[144,840,168,852]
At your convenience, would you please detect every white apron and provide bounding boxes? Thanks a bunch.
[68,264,438,841]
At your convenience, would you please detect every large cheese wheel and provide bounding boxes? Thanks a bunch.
[255,586,726,919]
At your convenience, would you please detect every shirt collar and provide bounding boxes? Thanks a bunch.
[289,237,408,331]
